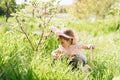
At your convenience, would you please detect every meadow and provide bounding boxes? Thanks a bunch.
[0,16,120,80]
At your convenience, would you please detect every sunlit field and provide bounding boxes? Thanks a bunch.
[0,16,120,80]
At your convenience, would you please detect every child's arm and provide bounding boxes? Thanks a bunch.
[51,48,61,60]
[82,44,95,49]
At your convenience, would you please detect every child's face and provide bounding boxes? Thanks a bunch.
[58,38,71,48]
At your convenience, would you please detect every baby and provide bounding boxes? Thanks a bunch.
[50,26,94,71]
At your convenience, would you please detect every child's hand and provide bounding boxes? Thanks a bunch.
[51,49,61,60]
[51,51,59,60]
[88,44,95,49]
[82,44,95,49]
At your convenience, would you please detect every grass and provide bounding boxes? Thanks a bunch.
[0,16,120,80]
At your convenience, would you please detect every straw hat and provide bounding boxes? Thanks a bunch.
[50,26,72,39]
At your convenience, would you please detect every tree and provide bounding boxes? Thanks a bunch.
[0,0,18,22]
[12,0,60,51]
[108,2,120,16]
[67,0,118,18]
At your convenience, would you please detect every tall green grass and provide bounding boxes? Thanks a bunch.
[0,16,120,80]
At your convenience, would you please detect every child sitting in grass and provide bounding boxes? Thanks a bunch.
[50,26,95,71]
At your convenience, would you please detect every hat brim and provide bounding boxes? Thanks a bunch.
[59,34,72,39]
[50,26,72,39]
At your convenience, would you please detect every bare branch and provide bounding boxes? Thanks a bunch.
[36,4,48,51]
[16,16,35,50]
[47,15,54,26]
[36,28,44,51]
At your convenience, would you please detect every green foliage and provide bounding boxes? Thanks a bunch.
[108,3,120,16]
[0,16,120,79]
[0,5,6,15]
[0,0,18,16]
[67,0,119,18]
